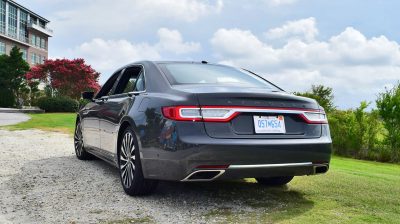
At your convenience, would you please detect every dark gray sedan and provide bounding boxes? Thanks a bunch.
[75,61,332,196]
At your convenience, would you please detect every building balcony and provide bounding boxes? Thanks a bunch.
[28,22,53,37]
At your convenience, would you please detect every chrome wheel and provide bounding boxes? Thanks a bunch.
[74,123,83,157]
[120,132,136,188]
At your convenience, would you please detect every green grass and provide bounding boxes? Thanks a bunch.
[202,156,400,223]
[4,113,76,134]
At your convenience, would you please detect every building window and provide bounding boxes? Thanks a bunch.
[31,34,36,46]
[0,41,5,55]
[39,55,45,64]
[36,36,40,47]
[0,0,5,34]
[39,20,46,29]
[8,4,17,38]
[31,52,36,64]
[21,49,27,61]
[30,16,37,25]
[19,10,29,43]
[40,38,46,49]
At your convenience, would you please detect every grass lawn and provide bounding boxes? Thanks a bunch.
[4,113,76,134]
[201,156,400,223]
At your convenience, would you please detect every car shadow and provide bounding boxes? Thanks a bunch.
[6,155,314,223]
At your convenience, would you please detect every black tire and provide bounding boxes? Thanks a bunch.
[118,127,158,196]
[256,176,294,186]
[74,120,94,160]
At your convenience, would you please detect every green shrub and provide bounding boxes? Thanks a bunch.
[37,96,78,112]
[329,109,357,156]
[376,83,400,162]
[0,89,15,108]
[296,84,400,163]
[329,102,383,161]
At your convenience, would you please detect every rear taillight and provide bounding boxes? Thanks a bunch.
[162,106,328,123]
[162,106,202,121]
[300,111,328,124]
[162,106,238,122]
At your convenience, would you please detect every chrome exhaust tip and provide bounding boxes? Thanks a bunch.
[181,170,225,182]
[313,164,329,175]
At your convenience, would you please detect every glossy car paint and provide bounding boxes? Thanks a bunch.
[78,61,332,181]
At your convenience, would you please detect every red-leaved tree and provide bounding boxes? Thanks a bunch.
[26,58,101,99]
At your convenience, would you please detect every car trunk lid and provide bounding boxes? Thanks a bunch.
[172,85,323,139]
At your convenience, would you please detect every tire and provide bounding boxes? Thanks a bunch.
[74,120,94,160]
[118,127,158,196]
[256,176,294,186]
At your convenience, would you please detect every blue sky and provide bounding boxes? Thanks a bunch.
[17,0,400,109]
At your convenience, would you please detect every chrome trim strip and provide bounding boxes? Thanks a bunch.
[181,170,226,182]
[228,162,313,169]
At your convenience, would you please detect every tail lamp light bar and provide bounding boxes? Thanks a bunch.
[162,106,328,124]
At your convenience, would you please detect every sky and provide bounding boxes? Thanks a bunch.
[16,0,400,109]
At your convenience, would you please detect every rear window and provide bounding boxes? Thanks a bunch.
[159,63,280,90]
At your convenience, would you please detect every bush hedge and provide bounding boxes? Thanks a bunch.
[0,89,15,108]
[37,96,78,112]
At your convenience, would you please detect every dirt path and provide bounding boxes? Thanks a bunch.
[0,129,278,224]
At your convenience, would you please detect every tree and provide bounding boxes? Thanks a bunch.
[294,85,335,112]
[0,46,30,107]
[376,83,400,161]
[26,58,101,99]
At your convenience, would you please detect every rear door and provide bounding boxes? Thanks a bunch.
[99,66,144,157]
[81,71,121,149]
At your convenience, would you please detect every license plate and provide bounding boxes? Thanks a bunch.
[253,115,286,134]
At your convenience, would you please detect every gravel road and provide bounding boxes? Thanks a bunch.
[0,113,30,126]
[0,129,281,224]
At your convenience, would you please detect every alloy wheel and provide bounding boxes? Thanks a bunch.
[74,123,83,157]
[120,132,136,188]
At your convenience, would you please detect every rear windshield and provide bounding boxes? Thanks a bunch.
[159,63,280,90]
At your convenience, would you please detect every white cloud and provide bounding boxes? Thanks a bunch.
[211,19,400,108]
[52,0,223,35]
[265,17,318,43]
[265,0,298,6]
[68,28,200,78]
[71,39,161,72]
[156,28,201,54]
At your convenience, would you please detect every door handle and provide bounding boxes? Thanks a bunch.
[96,96,109,104]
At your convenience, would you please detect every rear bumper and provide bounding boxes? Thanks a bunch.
[182,162,329,182]
[141,127,332,181]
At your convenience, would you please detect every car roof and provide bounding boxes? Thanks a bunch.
[129,60,229,67]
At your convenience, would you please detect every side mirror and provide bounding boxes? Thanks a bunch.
[82,91,95,100]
